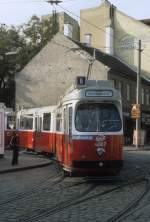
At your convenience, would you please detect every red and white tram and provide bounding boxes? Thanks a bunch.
[17,77,123,175]
[55,77,123,175]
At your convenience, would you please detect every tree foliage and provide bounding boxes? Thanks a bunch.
[0,14,59,107]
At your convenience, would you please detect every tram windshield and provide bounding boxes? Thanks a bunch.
[75,103,122,132]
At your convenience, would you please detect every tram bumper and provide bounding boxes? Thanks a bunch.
[64,160,123,175]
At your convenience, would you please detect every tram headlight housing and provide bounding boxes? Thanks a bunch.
[97,147,105,157]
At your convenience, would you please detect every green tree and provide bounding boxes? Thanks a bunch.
[0,13,59,107]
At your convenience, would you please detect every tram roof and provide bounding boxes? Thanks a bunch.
[61,79,121,103]
[18,105,57,115]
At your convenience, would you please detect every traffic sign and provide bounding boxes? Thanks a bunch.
[131,104,141,119]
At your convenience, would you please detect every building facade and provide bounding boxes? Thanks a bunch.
[15,33,108,108]
[80,0,150,79]
[42,12,80,41]
[80,1,150,145]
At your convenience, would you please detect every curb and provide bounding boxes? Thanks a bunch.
[0,160,52,174]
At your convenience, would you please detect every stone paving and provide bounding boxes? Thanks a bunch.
[0,148,150,221]
[0,146,150,174]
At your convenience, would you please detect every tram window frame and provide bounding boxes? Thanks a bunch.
[20,114,33,130]
[56,112,62,132]
[43,113,51,131]
[35,116,38,131]
[63,107,69,134]
[69,107,73,136]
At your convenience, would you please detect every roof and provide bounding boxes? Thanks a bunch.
[140,19,150,26]
[73,41,150,85]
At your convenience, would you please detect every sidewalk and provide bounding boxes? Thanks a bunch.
[124,145,150,151]
[0,149,52,174]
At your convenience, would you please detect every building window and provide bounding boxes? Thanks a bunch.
[146,92,150,106]
[117,81,122,95]
[64,24,73,39]
[84,34,92,46]
[141,88,145,105]
[126,84,130,101]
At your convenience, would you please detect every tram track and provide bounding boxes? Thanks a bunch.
[15,182,98,222]
[1,158,150,222]
[11,176,148,222]
[0,164,64,207]
[105,176,150,222]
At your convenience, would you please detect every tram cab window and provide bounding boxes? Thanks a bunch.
[43,113,51,131]
[75,103,122,132]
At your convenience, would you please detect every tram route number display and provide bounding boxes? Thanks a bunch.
[131,104,141,119]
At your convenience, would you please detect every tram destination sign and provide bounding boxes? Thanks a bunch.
[85,90,113,97]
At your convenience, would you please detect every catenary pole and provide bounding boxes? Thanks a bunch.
[136,39,142,148]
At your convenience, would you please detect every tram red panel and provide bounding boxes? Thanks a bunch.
[34,132,56,153]
[55,134,123,171]
[19,131,35,150]
[72,135,123,162]
[55,133,64,163]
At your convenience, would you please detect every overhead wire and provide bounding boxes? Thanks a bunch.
[55,3,150,53]
[1,0,150,58]
[0,0,43,4]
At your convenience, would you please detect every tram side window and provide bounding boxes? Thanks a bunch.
[20,115,33,130]
[43,113,51,131]
[56,113,62,131]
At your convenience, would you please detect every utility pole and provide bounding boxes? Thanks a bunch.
[46,0,62,34]
[136,39,142,148]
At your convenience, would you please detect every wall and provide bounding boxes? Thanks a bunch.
[15,33,108,109]
[42,12,80,41]
[114,10,150,78]
[80,2,110,52]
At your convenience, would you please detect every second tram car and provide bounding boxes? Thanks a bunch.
[16,106,56,153]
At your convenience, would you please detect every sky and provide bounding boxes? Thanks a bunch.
[0,0,149,26]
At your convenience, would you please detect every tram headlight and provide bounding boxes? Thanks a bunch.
[97,147,105,157]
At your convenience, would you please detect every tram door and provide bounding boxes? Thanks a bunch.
[63,105,73,166]
[34,115,42,151]
[0,107,4,157]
